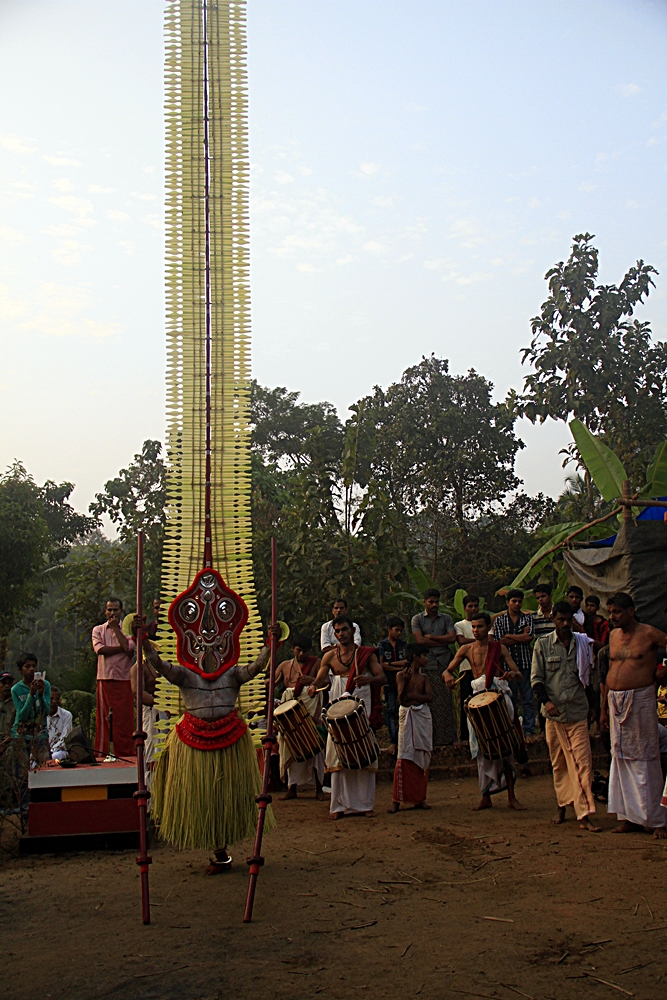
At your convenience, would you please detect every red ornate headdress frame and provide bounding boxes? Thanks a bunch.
[167,568,249,680]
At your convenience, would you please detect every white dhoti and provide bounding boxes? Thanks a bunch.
[397,703,433,770]
[277,687,325,790]
[326,674,377,815]
[608,685,666,829]
[468,675,516,795]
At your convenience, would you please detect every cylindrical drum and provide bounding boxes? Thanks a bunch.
[323,696,378,770]
[465,690,519,761]
[274,699,325,763]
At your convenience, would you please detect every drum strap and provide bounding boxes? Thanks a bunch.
[344,647,383,730]
[484,640,503,689]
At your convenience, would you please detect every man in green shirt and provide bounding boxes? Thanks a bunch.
[531,601,599,833]
[0,671,16,739]
[11,653,51,756]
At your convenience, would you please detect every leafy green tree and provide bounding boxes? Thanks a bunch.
[520,232,664,483]
[89,439,166,604]
[56,533,136,691]
[0,462,94,664]
[356,356,524,591]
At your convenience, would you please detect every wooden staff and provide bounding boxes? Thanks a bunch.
[133,530,152,924]
[243,536,278,923]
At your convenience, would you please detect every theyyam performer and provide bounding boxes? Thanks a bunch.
[148,1,273,873]
[144,615,278,873]
[308,616,386,818]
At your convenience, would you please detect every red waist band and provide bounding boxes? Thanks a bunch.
[176,708,248,751]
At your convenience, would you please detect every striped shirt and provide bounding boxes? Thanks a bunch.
[492,611,534,671]
[531,609,556,642]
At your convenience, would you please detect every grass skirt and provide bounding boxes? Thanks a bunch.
[152,725,275,851]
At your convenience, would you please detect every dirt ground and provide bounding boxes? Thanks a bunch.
[1,773,666,1000]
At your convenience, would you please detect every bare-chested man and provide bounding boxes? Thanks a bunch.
[600,592,667,839]
[308,616,385,819]
[444,612,524,811]
[272,634,324,801]
[389,645,433,813]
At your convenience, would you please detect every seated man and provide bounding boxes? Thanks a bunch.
[389,644,433,813]
[445,613,523,811]
[46,688,73,760]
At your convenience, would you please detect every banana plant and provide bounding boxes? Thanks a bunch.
[506,422,667,593]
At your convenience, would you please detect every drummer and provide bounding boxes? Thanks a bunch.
[308,616,386,819]
[444,612,525,812]
[273,634,325,801]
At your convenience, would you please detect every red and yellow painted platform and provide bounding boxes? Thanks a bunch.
[20,759,140,854]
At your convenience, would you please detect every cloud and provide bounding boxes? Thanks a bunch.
[0,133,35,154]
[118,241,136,255]
[51,239,92,266]
[363,241,386,255]
[646,136,662,147]
[0,284,27,321]
[336,255,353,265]
[423,257,454,271]
[43,154,82,167]
[297,165,313,177]
[253,186,364,259]
[42,223,82,239]
[7,180,36,199]
[578,181,599,192]
[0,226,27,248]
[442,270,492,286]
[447,217,486,248]
[50,195,94,220]
[107,209,131,223]
[372,196,394,208]
[616,83,641,98]
[89,184,116,194]
[296,263,318,273]
[19,282,120,340]
[131,191,156,201]
[527,197,541,209]
[53,178,74,193]
[143,166,156,174]
[274,171,295,184]
[359,162,380,176]
[143,214,162,229]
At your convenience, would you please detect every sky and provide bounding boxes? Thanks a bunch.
[1,0,666,519]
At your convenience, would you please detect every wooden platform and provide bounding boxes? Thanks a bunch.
[20,760,140,854]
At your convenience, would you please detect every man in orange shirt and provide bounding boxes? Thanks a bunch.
[92,598,136,758]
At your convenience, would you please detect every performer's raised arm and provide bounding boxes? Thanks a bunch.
[142,640,189,686]
[235,623,282,684]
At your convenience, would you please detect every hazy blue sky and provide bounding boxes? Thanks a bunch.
[1,0,666,516]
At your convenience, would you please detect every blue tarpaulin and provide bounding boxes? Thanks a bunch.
[588,497,667,547]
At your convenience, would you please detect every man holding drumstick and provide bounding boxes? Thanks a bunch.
[444,612,524,811]
[308,616,386,820]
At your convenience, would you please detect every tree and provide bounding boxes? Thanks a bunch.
[0,462,94,663]
[56,533,136,691]
[89,439,167,603]
[521,233,664,483]
[357,356,524,586]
